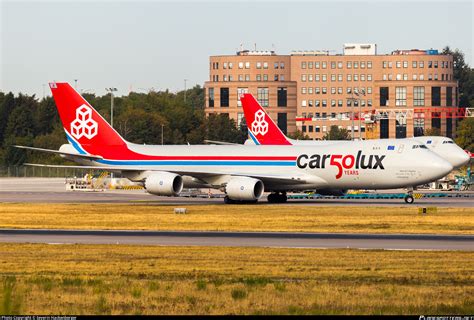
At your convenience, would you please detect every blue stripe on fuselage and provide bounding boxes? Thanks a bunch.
[96,159,296,166]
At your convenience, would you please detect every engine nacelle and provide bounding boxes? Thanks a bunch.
[226,176,264,201]
[145,172,183,196]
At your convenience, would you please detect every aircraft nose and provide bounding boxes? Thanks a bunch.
[432,157,453,176]
[452,151,471,168]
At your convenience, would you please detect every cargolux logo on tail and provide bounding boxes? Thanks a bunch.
[70,105,98,140]
[251,110,268,136]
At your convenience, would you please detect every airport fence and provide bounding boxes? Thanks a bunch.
[0,166,121,178]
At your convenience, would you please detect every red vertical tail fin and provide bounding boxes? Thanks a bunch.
[240,93,292,145]
[49,82,127,156]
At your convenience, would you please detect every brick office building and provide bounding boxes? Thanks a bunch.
[204,44,458,139]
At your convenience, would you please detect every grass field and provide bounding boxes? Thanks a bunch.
[0,203,473,234]
[0,243,472,315]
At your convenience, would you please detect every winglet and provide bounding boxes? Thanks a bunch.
[240,93,292,145]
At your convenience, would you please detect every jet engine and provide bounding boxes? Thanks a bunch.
[145,172,183,196]
[225,176,264,201]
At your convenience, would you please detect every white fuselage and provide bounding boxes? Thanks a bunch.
[80,139,452,192]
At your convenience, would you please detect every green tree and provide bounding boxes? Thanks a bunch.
[323,125,351,140]
[455,117,474,152]
[288,130,311,140]
[424,127,441,136]
[442,46,472,107]
[0,93,16,145]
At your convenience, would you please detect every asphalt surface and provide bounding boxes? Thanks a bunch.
[0,229,472,250]
[1,178,473,207]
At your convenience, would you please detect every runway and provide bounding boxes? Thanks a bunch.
[1,178,473,207]
[1,229,473,250]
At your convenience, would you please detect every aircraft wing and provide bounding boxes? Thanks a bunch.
[23,163,326,186]
[203,140,240,145]
[14,145,103,161]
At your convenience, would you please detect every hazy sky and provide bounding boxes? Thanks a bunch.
[1,0,473,98]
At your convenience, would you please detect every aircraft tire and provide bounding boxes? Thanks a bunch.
[404,195,414,204]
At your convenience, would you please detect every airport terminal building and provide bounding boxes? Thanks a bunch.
[204,44,459,139]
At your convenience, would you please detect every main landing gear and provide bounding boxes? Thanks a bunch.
[267,192,287,203]
[404,188,414,204]
[224,196,258,204]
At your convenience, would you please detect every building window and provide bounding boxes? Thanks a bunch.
[277,113,288,134]
[301,74,306,82]
[237,88,248,106]
[396,74,401,80]
[412,61,417,68]
[256,62,262,69]
[315,100,320,107]
[229,75,233,81]
[315,87,320,94]
[367,61,372,69]
[338,100,343,107]
[347,99,352,107]
[301,87,307,94]
[331,74,336,81]
[367,74,372,81]
[280,62,285,69]
[446,87,453,107]
[395,87,407,106]
[322,62,327,69]
[388,61,393,68]
[308,87,313,94]
[388,74,393,80]
[229,62,233,69]
[331,87,336,94]
[380,87,389,106]
[420,74,424,80]
[338,74,343,82]
[322,87,327,94]
[414,116,425,137]
[315,62,320,69]
[322,74,327,82]
[419,61,424,68]
[308,62,313,69]
[274,75,279,81]
[322,100,327,107]
[403,74,408,81]
[331,62,336,69]
[301,62,307,69]
[257,87,269,107]
[263,74,268,81]
[403,61,408,68]
[302,125,307,132]
[308,100,313,107]
[274,62,279,69]
[434,61,438,68]
[428,61,433,68]
[396,61,401,68]
[413,74,417,80]
[354,62,359,69]
[208,88,214,107]
[308,74,313,82]
[301,100,307,107]
[361,62,365,69]
[245,74,250,81]
[256,74,261,81]
[338,62,343,69]
[315,74,320,82]
[338,87,343,94]
[223,62,227,69]
[347,61,352,69]
[361,74,365,81]
[413,86,424,106]
[368,99,372,107]
[367,87,372,94]
[347,87,352,94]
[220,88,229,107]
[238,62,243,69]
[431,87,441,106]
[280,75,285,81]
[347,74,352,81]
[354,74,359,81]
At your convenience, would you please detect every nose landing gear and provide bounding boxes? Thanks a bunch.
[267,192,287,203]
[404,188,414,204]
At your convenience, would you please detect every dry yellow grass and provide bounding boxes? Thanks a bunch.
[0,243,472,315]
[0,203,473,234]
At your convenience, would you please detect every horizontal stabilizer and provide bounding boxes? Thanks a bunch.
[13,145,103,161]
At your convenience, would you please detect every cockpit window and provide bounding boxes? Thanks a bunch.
[426,140,432,144]
[442,140,454,144]
[412,145,428,149]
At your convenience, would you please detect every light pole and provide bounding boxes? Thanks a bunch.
[74,79,78,90]
[357,88,366,139]
[105,87,117,128]
[184,79,188,103]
